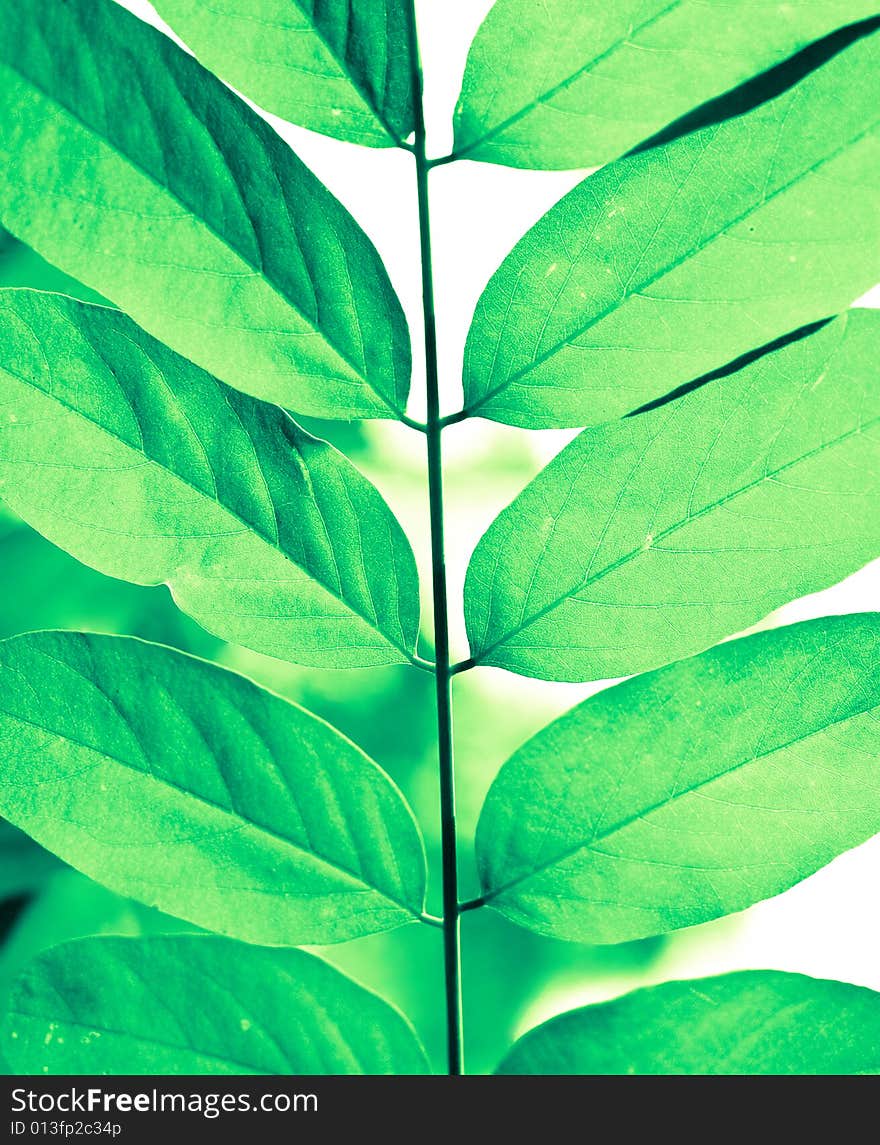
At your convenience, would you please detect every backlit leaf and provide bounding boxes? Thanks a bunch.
[463,30,879,428]
[0,0,410,420]
[497,971,880,1074]
[5,934,430,1074]
[0,631,427,945]
[154,0,415,148]
[454,1,879,169]
[476,613,880,943]
[0,871,137,1074]
[0,291,420,670]
[465,311,880,681]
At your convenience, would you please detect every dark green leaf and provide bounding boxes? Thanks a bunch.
[463,31,879,428]
[0,631,427,945]
[476,613,880,942]
[465,311,880,681]
[454,1,879,169]
[497,971,880,1074]
[0,0,410,420]
[0,291,420,669]
[4,934,430,1074]
[154,0,415,148]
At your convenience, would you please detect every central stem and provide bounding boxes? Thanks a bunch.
[407,3,463,1077]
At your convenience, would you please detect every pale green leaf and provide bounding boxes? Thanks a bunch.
[476,613,880,942]
[0,631,427,945]
[497,971,880,1074]
[0,291,419,670]
[4,934,430,1074]
[154,0,415,149]
[455,1,879,169]
[0,0,411,420]
[465,311,880,681]
[463,31,879,428]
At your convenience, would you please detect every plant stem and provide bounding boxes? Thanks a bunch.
[406,2,464,1077]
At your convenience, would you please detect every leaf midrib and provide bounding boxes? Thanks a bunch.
[468,112,878,414]
[0,349,409,658]
[0,52,402,417]
[482,685,880,902]
[454,0,684,159]
[476,388,879,661]
[0,698,419,917]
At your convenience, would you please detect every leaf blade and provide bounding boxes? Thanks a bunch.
[454,1,880,169]
[463,30,880,428]
[0,0,410,420]
[0,290,419,669]
[153,0,415,149]
[497,972,880,1074]
[465,311,880,681]
[477,614,880,943]
[0,631,427,945]
[4,934,430,1074]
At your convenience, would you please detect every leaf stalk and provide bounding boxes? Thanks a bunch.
[437,407,471,429]
[407,0,464,1078]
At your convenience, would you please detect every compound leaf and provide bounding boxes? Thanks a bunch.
[465,311,880,681]
[0,291,419,670]
[0,0,410,420]
[5,934,430,1074]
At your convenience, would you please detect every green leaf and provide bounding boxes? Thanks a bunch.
[454,1,879,169]
[497,971,880,1074]
[0,291,420,670]
[463,30,880,428]
[0,871,195,1071]
[465,311,880,681]
[476,614,880,943]
[0,820,60,903]
[4,934,430,1074]
[0,631,427,945]
[0,874,148,1010]
[0,871,138,1074]
[154,0,415,149]
[1,873,192,992]
[0,0,411,421]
